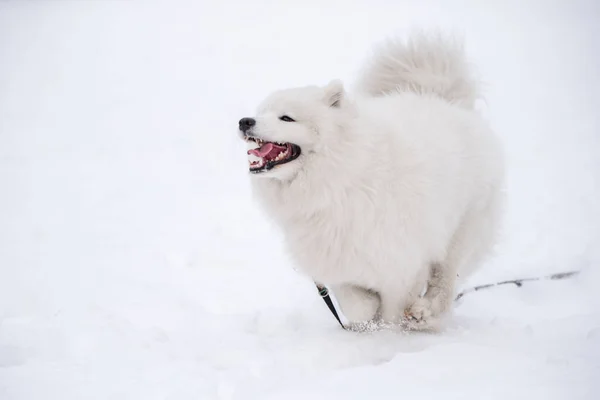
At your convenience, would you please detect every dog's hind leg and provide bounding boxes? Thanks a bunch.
[331,284,379,324]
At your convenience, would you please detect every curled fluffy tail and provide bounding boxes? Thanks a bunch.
[356,33,480,109]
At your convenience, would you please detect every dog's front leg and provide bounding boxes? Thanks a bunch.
[331,284,379,324]
[405,262,456,330]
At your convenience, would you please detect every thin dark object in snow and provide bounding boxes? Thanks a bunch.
[315,284,346,329]
[454,270,580,301]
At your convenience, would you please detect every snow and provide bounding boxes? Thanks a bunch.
[0,1,599,399]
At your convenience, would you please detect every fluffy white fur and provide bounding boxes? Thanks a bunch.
[242,33,504,330]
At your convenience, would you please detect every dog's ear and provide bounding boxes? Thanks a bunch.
[323,79,345,108]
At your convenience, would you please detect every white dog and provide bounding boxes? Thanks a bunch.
[239,33,504,330]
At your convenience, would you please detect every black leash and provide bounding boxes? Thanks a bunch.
[316,270,580,329]
[454,270,580,301]
[315,284,346,329]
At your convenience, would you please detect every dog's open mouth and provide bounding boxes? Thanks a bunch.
[246,137,301,173]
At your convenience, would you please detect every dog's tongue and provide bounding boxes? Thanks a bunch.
[248,142,286,159]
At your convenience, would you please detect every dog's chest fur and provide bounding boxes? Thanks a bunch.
[253,176,406,289]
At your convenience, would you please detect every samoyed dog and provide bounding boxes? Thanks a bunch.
[238,33,504,331]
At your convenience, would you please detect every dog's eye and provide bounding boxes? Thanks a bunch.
[279,115,295,122]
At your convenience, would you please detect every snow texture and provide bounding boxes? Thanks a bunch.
[0,1,599,399]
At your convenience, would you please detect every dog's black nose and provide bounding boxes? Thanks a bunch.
[239,117,256,132]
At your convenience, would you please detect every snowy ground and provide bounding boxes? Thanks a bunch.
[1,1,599,399]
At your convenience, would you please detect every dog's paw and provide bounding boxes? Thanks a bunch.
[405,298,432,321]
[403,298,440,331]
[334,286,379,324]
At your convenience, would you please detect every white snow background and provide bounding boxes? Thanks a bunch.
[1,1,599,399]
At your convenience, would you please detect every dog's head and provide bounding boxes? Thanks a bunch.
[238,80,352,180]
